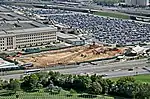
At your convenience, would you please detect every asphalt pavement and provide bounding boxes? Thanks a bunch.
[0,58,150,80]
[54,59,147,74]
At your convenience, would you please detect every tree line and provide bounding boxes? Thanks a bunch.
[0,71,150,99]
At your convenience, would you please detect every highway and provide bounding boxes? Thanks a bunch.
[102,68,150,78]
[54,59,147,74]
[0,58,150,80]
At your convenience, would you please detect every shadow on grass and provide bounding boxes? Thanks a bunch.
[22,89,40,93]
[78,94,97,98]
[49,92,60,95]
[0,91,15,96]
[113,96,132,99]
[66,94,73,97]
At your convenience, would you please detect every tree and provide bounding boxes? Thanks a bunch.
[8,79,20,93]
[21,74,39,91]
[49,72,61,85]
[70,88,77,95]
[123,82,138,98]
[91,74,97,82]
[2,80,9,89]
[64,74,74,89]
[90,82,103,95]
[73,75,92,92]
[0,78,4,90]
[97,79,109,94]
[105,79,114,94]
[29,74,39,91]
[115,77,137,98]
[36,83,43,90]
[135,83,150,99]
[36,72,49,87]
[47,82,61,94]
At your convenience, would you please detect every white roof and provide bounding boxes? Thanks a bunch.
[0,58,19,69]
[56,32,77,39]
[132,45,149,54]
[117,56,124,59]
[0,65,18,69]
[6,26,57,35]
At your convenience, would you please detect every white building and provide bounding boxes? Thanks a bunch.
[125,0,149,6]
[0,26,57,50]
[0,58,18,70]
[131,45,149,54]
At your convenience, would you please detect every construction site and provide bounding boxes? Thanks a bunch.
[16,43,126,68]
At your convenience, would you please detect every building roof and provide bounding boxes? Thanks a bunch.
[67,38,83,42]
[0,20,48,31]
[132,45,149,54]
[0,31,6,35]
[0,12,29,21]
[0,58,18,69]
[0,6,57,37]
[6,26,57,35]
[0,6,10,12]
[57,32,77,39]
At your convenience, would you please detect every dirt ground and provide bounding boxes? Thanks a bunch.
[17,45,126,68]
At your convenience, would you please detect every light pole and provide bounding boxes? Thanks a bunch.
[147,57,150,67]
[88,0,93,14]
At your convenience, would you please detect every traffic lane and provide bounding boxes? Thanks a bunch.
[0,59,148,80]
[0,74,23,81]
[103,69,150,78]
[0,68,149,80]
[54,61,146,74]
[81,62,146,71]
[54,67,148,76]
[53,68,150,79]
[66,59,147,70]
[82,58,147,68]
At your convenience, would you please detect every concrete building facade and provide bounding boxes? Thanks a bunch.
[0,5,58,51]
[0,26,57,50]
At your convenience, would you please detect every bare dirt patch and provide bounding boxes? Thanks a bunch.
[17,45,125,68]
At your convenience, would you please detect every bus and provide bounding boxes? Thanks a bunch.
[24,69,41,75]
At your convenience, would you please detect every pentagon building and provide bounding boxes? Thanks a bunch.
[0,6,57,50]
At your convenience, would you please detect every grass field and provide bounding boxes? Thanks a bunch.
[111,74,150,83]
[94,11,129,19]
[0,90,114,99]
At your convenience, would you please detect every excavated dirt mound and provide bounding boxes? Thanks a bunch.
[17,45,125,68]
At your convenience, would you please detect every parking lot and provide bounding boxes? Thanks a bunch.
[5,5,150,46]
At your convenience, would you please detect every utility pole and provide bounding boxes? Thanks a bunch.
[146,57,150,67]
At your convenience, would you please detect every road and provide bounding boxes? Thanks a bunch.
[0,58,149,80]
[103,68,150,78]
[54,59,147,74]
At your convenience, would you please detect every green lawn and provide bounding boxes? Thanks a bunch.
[0,90,113,99]
[111,74,150,83]
[94,11,129,19]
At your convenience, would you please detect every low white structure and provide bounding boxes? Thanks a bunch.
[56,32,85,46]
[131,45,149,54]
[0,58,18,69]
